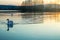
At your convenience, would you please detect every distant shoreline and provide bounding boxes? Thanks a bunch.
[0,10,20,13]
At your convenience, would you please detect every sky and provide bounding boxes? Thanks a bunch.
[44,0,60,4]
[0,0,25,5]
[0,0,60,5]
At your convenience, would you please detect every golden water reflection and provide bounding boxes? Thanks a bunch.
[44,12,60,23]
[0,12,60,24]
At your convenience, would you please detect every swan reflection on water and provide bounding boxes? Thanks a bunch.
[7,19,13,31]
[0,19,20,31]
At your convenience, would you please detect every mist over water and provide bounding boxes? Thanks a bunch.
[0,12,60,40]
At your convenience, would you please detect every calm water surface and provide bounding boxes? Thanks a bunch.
[0,12,60,40]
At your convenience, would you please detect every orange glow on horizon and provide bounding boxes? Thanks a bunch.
[0,0,60,5]
[44,0,60,4]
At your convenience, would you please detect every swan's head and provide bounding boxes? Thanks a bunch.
[7,19,9,21]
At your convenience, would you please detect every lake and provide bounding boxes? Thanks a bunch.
[0,12,60,40]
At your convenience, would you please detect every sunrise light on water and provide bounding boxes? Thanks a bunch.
[0,12,60,24]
